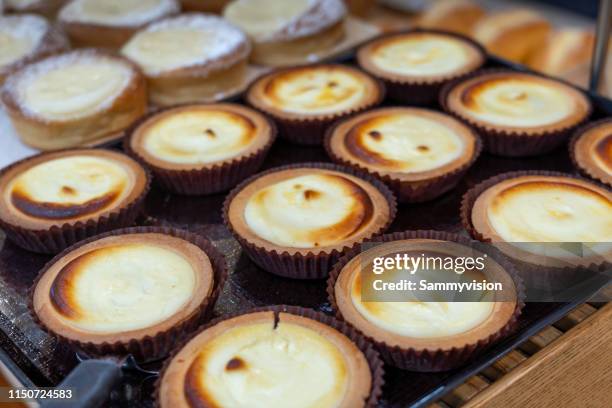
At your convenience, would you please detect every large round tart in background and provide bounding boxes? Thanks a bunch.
[0,149,149,254]
[223,163,396,279]
[30,227,227,360]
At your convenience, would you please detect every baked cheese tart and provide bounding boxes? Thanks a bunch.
[58,0,179,49]
[247,64,383,145]
[157,308,380,407]
[443,70,591,156]
[326,107,481,202]
[127,103,276,195]
[121,13,251,106]
[30,227,227,360]
[0,149,149,254]
[571,119,612,187]
[0,14,68,85]
[224,0,347,66]
[2,50,147,150]
[357,30,485,105]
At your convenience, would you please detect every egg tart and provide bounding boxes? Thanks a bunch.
[326,107,481,203]
[571,119,612,187]
[1,50,147,150]
[357,30,485,105]
[442,70,592,157]
[126,103,276,195]
[223,0,347,66]
[223,163,396,279]
[4,0,66,18]
[157,306,384,408]
[461,171,612,268]
[30,227,227,361]
[246,64,383,145]
[179,0,230,13]
[121,13,250,107]
[58,0,179,49]
[0,149,149,254]
[328,230,523,371]
[0,14,69,85]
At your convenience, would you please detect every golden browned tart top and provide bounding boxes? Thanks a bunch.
[572,119,612,186]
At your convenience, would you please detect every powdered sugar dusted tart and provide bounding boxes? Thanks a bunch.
[0,149,149,253]
[326,107,481,202]
[571,119,612,187]
[121,13,250,107]
[2,50,146,150]
[224,0,347,66]
[127,103,276,195]
[442,71,591,156]
[58,0,179,49]
[0,14,68,85]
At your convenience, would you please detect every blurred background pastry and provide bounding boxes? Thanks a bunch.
[416,0,485,36]
[179,0,231,13]
[343,0,377,17]
[58,0,180,49]
[472,8,551,63]
[223,0,347,66]
[121,13,251,106]
[0,14,69,85]
[4,0,66,18]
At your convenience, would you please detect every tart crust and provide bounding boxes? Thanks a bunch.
[357,30,485,105]
[570,119,612,187]
[223,163,396,279]
[30,226,228,360]
[126,103,276,195]
[325,107,481,202]
[120,13,251,107]
[442,70,592,157]
[0,149,149,254]
[328,230,523,371]
[246,64,383,145]
[156,306,383,408]
[1,49,147,150]
[58,0,180,49]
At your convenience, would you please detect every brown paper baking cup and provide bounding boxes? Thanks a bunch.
[246,64,385,146]
[28,226,228,362]
[155,305,384,407]
[440,69,593,157]
[357,29,486,106]
[0,150,151,254]
[123,106,277,195]
[569,118,612,187]
[222,162,397,279]
[324,118,483,203]
[460,170,611,288]
[327,230,525,371]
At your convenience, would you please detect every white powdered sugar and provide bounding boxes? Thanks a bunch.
[276,0,346,41]
[59,0,180,27]
[0,14,49,69]
[4,50,134,121]
[121,14,249,75]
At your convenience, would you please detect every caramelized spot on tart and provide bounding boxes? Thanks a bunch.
[61,186,76,196]
[417,145,430,152]
[303,189,320,200]
[368,130,382,140]
[204,128,216,138]
[225,357,247,371]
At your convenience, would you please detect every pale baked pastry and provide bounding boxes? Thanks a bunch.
[127,103,276,195]
[58,0,180,49]
[223,163,396,278]
[462,172,612,267]
[1,50,147,150]
[30,227,227,360]
[343,0,376,17]
[329,230,522,371]
[326,107,480,202]
[357,30,485,104]
[527,29,595,77]
[571,119,612,187]
[157,308,379,407]
[0,15,69,85]
[472,9,551,63]
[417,0,485,37]
[442,70,591,156]
[0,149,149,254]
[121,13,251,107]
[223,0,347,66]
[246,64,383,145]
[179,0,230,13]
[4,0,66,17]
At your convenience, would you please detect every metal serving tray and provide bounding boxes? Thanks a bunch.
[0,57,610,407]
